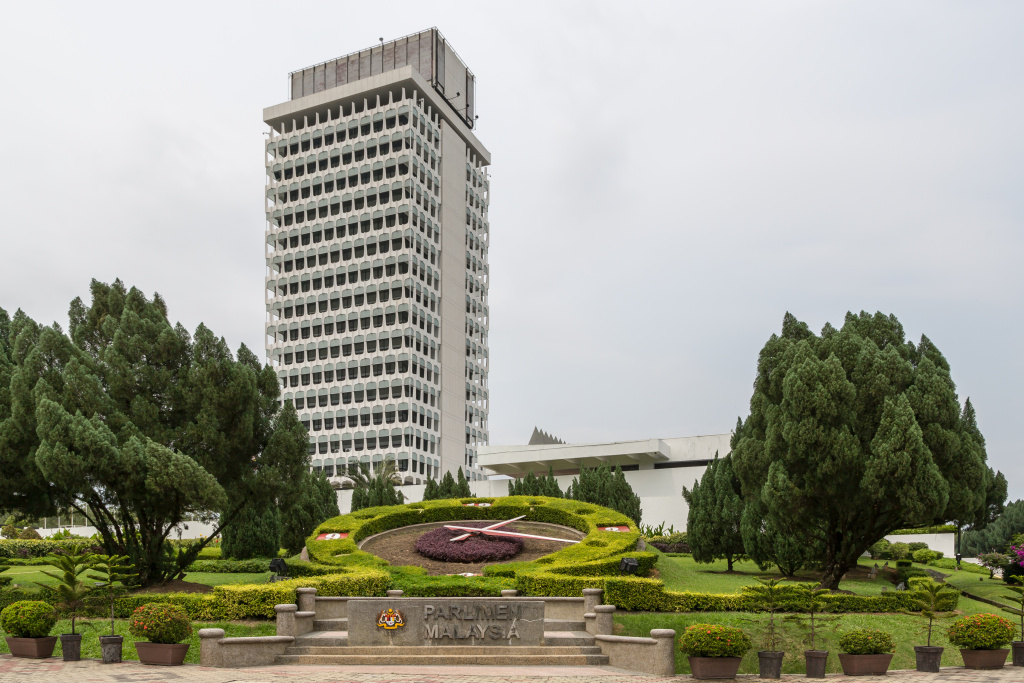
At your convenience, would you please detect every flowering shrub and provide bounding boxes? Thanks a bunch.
[947,613,1016,650]
[128,603,193,644]
[839,629,896,655]
[0,600,56,638]
[678,624,751,658]
[415,523,523,563]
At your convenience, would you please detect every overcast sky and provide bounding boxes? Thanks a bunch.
[1,2,1021,498]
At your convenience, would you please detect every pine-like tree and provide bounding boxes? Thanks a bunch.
[730,311,1006,589]
[280,471,340,555]
[455,467,473,497]
[221,501,282,560]
[566,463,642,526]
[683,454,745,570]
[0,281,308,585]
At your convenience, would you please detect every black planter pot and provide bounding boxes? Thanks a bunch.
[99,635,124,664]
[59,634,82,662]
[1012,641,1024,667]
[914,645,943,673]
[758,650,784,679]
[804,650,828,678]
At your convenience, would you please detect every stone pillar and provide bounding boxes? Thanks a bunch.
[500,589,519,597]
[594,604,616,636]
[198,628,225,667]
[275,604,297,637]
[296,587,317,613]
[386,589,404,597]
[650,629,677,678]
[583,588,604,614]
[584,612,597,635]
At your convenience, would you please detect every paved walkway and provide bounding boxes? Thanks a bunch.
[1,657,1022,682]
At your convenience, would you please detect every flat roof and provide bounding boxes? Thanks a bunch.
[478,434,731,477]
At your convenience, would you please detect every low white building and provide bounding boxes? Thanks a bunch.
[332,430,730,529]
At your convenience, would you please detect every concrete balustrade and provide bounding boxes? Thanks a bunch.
[199,628,294,667]
[594,604,616,635]
[594,629,676,678]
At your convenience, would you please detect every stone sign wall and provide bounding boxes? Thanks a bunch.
[347,598,545,647]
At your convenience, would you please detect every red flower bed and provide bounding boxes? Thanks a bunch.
[415,522,524,562]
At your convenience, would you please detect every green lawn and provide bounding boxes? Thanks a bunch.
[616,592,1006,676]
[942,570,1015,607]
[0,618,274,663]
[652,553,893,596]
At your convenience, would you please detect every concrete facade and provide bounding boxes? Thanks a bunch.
[263,30,490,487]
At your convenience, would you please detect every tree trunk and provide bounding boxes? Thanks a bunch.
[818,556,850,590]
[727,555,734,572]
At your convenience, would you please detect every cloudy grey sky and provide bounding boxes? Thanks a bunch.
[2,2,1022,497]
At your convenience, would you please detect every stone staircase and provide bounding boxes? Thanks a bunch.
[274,616,608,666]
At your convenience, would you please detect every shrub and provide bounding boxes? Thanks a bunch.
[17,528,41,540]
[868,539,891,560]
[927,558,989,575]
[415,523,523,562]
[839,629,896,655]
[0,600,56,638]
[912,549,942,564]
[907,542,929,553]
[221,502,281,560]
[888,542,911,560]
[678,624,751,657]
[0,539,96,559]
[128,603,193,644]
[947,613,1017,650]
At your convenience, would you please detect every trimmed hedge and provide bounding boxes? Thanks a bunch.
[186,559,271,574]
[928,558,990,575]
[889,525,957,535]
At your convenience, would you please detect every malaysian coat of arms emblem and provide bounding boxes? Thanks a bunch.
[377,607,405,629]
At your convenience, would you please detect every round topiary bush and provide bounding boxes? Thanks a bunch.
[947,613,1016,650]
[128,603,193,644]
[678,624,751,658]
[415,523,523,563]
[0,600,56,638]
[839,629,896,655]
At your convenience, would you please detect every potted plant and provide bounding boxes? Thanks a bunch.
[747,578,786,679]
[678,623,751,679]
[784,582,839,678]
[35,546,95,661]
[947,613,1016,669]
[0,600,58,658]
[86,554,135,664]
[913,580,954,672]
[129,603,193,666]
[1001,584,1024,666]
[837,628,895,676]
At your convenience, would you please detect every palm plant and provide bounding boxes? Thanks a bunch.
[348,459,405,510]
[915,581,955,646]
[35,546,95,635]
[86,555,136,636]
[1000,585,1024,642]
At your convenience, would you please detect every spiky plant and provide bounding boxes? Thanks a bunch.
[35,546,95,635]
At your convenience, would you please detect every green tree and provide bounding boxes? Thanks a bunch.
[455,467,473,497]
[221,501,282,560]
[349,459,405,511]
[280,471,340,555]
[566,463,642,526]
[0,281,309,585]
[963,500,1024,556]
[683,454,745,570]
[730,312,1005,589]
[424,468,473,500]
[741,504,811,576]
[508,467,562,497]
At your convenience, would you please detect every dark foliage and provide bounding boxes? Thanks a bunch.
[221,501,281,560]
[414,522,523,563]
[508,468,562,497]
[423,468,474,500]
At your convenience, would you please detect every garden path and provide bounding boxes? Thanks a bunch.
[0,657,1021,682]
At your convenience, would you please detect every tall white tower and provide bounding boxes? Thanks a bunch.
[262,29,490,488]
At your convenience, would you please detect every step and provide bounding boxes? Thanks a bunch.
[545,618,586,631]
[285,645,604,656]
[294,630,348,647]
[312,617,348,631]
[544,630,596,647]
[275,653,610,666]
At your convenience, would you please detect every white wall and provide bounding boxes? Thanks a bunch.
[882,532,955,558]
[37,521,219,541]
